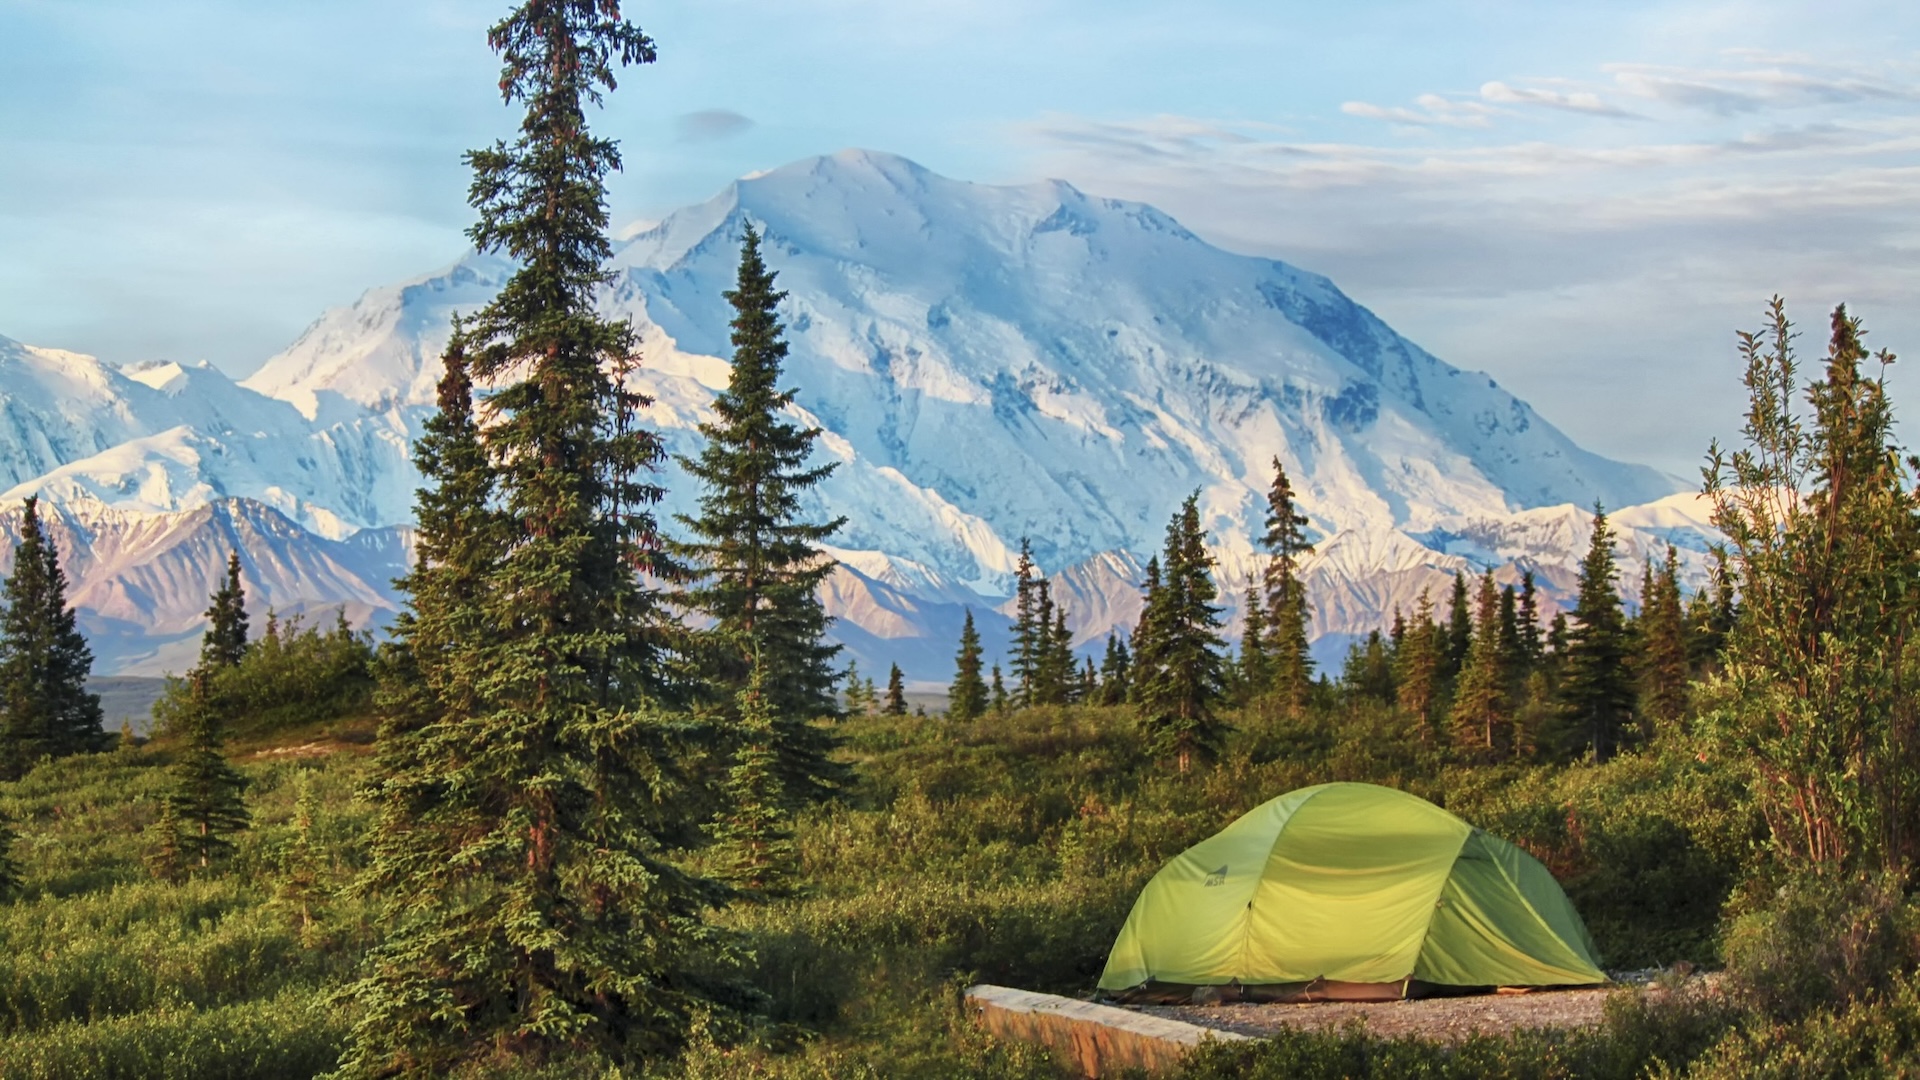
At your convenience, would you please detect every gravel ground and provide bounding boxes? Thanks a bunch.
[1130,977,1718,1043]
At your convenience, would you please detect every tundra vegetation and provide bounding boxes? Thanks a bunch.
[0,3,1916,1077]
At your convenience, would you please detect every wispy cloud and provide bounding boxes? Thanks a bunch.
[1341,94,1496,129]
[1605,58,1920,115]
[1479,80,1640,118]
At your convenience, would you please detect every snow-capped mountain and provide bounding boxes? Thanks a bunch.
[0,150,1706,680]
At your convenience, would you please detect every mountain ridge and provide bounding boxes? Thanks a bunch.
[0,149,1706,681]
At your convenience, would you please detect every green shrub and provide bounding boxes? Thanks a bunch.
[1683,976,1920,1078]
[1721,872,1918,1021]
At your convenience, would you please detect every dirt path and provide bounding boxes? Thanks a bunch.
[1131,981,1702,1042]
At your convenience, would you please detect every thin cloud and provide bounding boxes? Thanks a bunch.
[1342,94,1496,129]
[675,109,755,144]
[1479,80,1641,118]
[1605,60,1920,115]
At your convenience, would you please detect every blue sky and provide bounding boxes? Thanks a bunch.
[2,0,1917,476]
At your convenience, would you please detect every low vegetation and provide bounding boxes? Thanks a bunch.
[0,688,1908,1079]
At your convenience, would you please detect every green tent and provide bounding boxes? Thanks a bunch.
[1098,782,1605,1000]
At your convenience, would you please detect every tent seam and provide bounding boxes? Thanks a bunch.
[1408,825,1478,987]
[1239,784,1336,984]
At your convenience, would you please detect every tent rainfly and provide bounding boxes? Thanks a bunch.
[1098,782,1606,1001]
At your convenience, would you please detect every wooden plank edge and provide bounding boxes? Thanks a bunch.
[965,984,1252,1078]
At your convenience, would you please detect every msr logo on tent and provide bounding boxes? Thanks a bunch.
[1203,865,1228,887]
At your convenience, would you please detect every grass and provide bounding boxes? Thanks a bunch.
[0,699,1853,1078]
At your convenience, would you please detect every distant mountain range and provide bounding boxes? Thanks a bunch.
[0,149,1715,682]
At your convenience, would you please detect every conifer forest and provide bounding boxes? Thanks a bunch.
[6,4,1920,1079]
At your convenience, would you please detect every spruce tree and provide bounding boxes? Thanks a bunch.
[0,497,105,777]
[1450,571,1510,757]
[1635,544,1690,734]
[1394,588,1440,733]
[1098,633,1131,706]
[1038,607,1075,705]
[883,663,907,716]
[1261,458,1315,712]
[1009,540,1046,706]
[989,664,1008,713]
[1512,671,1552,762]
[842,661,869,715]
[166,672,250,870]
[1237,584,1270,700]
[711,667,797,899]
[948,610,988,721]
[1555,506,1636,761]
[273,772,329,944]
[1497,584,1523,678]
[143,799,186,883]
[1127,557,1162,705]
[1133,495,1229,771]
[1079,657,1098,702]
[200,552,250,671]
[1443,571,1472,682]
[1340,631,1394,705]
[373,323,499,745]
[1517,571,1543,667]
[343,7,726,1072]
[674,223,846,801]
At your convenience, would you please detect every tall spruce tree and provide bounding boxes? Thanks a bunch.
[1449,571,1511,757]
[1133,495,1228,771]
[200,552,250,671]
[1098,633,1131,705]
[1127,557,1162,706]
[1237,584,1271,701]
[1009,540,1047,707]
[1443,572,1472,682]
[883,663,907,716]
[1261,458,1315,711]
[0,497,104,777]
[1555,506,1636,761]
[1497,584,1523,678]
[1517,571,1544,668]
[674,223,846,801]
[1037,606,1075,706]
[948,610,988,721]
[163,672,250,870]
[342,6,725,1073]
[1394,588,1440,733]
[1635,544,1690,734]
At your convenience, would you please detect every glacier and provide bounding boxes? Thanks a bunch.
[0,149,1710,682]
